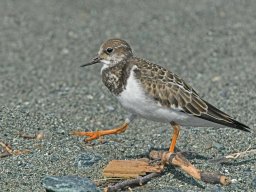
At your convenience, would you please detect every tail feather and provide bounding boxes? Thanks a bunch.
[199,100,251,132]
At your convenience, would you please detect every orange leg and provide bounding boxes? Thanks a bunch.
[169,122,181,152]
[71,122,129,142]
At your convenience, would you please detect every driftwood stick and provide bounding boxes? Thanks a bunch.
[0,142,13,154]
[104,150,231,191]
[18,131,45,140]
[0,141,30,157]
[0,151,11,158]
[104,172,161,192]
[149,150,231,185]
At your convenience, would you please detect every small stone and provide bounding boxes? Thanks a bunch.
[153,188,182,192]
[87,95,93,100]
[231,179,237,183]
[106,105,115,112]
[253,177,256,188]
[61,48,69,55]
[99,94,105,100]
[212,76,221,82]
[224,169,229,174]
[74,152,101,168]
[212,185,223,192]
[219,90,229,98]
[24,101,30,105]
[68,31,78,39]
[56,129,65,134]
[213,142,224,150]
[42,175,100,192]
[207,30,213,36]
[204,185,223,192]
[36,131,45,140]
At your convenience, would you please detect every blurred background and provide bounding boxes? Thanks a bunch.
[0,0,255,191]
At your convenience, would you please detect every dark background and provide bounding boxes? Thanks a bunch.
[0,0,255,191]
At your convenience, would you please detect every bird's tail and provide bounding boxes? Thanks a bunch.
[200,100,251,132]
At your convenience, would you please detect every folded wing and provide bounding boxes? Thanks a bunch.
[133,59,250,132]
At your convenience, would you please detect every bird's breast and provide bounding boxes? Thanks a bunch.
[101,64,127,95]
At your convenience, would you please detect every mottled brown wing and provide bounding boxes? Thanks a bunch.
[132,58,250,132]
[133,59,208,116]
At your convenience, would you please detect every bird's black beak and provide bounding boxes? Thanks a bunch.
[80,56,101,67]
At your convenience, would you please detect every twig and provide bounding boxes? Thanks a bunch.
[18,132,37,139]
[209,146,256,164]
[18,131,44,140]
[0,141,30,158]
[149,150,231,185]
[94,177,124,187]
[0,142,13,154]
[103,150,231,191]
[104,172,161,192]
[0,151,12,158]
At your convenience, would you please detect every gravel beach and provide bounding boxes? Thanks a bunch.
[0,0,255,191]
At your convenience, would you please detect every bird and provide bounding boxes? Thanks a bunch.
[72,38,251,152]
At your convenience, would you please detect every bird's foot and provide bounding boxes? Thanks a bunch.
[71,130,102,142]
[71,122,129,142]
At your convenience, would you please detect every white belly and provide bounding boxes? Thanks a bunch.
[117,66,186,123]
[117,66,222,128]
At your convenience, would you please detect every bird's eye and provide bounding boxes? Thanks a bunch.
[106,47,113,54]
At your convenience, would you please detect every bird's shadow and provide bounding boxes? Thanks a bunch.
[151,147,210,160]
[178,150,209,161]
[125,147,210,161]
[164,166,205,189]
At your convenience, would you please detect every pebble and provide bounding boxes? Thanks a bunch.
[87,95,94,100]
[74,152,101,168]
[106,105,115,112]
[56,129,65,134]
[212,185,223,192]
[41,175,100,192]
[213,142,224,150]
[204,185,223,192]
[231,179,238,183]
[153,187,182,192]
[219,90,229,98]
[253,177,256,188]
[68,31,78,39]
[212,76,221,82]
[61,48,69,55]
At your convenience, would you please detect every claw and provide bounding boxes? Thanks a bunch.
[70,130,101,142]
[84,134,99,142]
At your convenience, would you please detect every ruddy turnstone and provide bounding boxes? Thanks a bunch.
[72,38,250,152]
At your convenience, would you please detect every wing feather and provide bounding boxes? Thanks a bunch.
[133,59,205,112]
[131,58,250,132]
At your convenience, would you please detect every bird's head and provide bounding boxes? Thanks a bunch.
[81,39,133,67]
